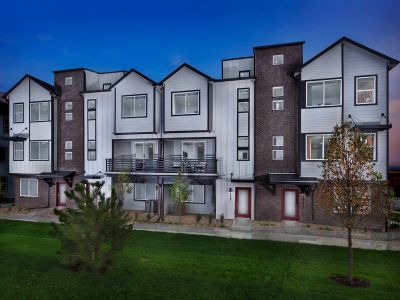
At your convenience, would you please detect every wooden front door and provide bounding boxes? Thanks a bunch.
[281,189,299,221]
[235,187,251,218]
[57,183,67,206]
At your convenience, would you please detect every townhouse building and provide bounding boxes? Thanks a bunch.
[4,36,398,230]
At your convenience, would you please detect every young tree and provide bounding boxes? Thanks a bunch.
[52,181,133,273]
[170,171,191,224]
[113,168,133,203]
[317,122,385,284]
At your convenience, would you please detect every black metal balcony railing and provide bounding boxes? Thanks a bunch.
[106,155,217,174]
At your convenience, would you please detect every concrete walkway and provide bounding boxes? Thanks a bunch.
[1,212,399,251]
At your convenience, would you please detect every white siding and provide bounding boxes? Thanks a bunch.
[115,72,155,133]
[85,70,125,91]
[300,161,322,178]
[222,57,254,79]
[301,44,342,81]
[301,107,341,133]
[164,66,209,132]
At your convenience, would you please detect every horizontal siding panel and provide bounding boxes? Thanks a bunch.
[301,107,341,133]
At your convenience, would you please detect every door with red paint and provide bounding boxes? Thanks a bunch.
[281,189,299,221]
[235,187,251,218]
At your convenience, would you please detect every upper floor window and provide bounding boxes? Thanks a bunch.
[272,136,284,147]
[182,141,205,159]
[65,112,73,121]
[65,101,73,111]
[88,99,96,120]
[172,90,200,116]
[306,79,341,107]
[13,141,23,161]
[272,55,284,65]
[65,151,72,160]
[30,102,50,122]
[237,88,250,161]
[272,100,284,111]
[272,149,283,160]
[122,94,147,118]
[239,70,250,78]
[13,103,24,123]
[65,141,72,150]
[20,178,38,197]
[272,86,284,97]
[65,77,72,86]
[356,76,376,105]
[103,83,112,90]
[306,134,332,160]
[30,141,49,160]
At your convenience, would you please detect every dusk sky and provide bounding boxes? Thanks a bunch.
[0,0,399,166]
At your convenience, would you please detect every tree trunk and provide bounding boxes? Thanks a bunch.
[347,227,353,283]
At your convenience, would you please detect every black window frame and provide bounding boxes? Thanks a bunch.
[13,141,24,161]
[171,90,201,116]
[87,99,97,161]
[30,101,51,123]
[121,94,148,118]
[237,88,250,161]
[29,140,50,161]
[13,103,24,124]
[239,70,251,78]
[354,75,378,106]
[103,83,112,90]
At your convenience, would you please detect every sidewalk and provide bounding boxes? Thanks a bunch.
[1,209,399,251]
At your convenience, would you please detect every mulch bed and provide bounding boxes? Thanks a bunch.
[330,275,371,288]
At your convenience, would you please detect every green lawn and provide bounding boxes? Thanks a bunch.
[0,220,399,299]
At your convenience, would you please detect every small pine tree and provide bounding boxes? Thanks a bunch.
[170,171,191,224]
[52,181,133,273]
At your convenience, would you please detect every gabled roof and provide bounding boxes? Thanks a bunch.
[159,63,213,84]
[4,74,58,98]
[301,36,399,71]
[109,67,157,89]
[53,67,127,74]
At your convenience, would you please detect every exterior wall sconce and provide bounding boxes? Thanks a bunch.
[228,187,233,202]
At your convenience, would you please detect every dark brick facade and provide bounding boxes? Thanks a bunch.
[54,70,85,175]
[14,175,56,208]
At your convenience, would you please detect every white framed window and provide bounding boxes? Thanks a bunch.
[134,183,157,201]
[13,103,24,123]
[65,77,72,86]
[65,112,73,121]
[65,101,73,111]
[187,185,205,204]
[30,141,49,160]
[364,133,376,160]
[65,151,72,160]
[20,178,38,197]
[272,149,284,160]
[273,55,284,65]
[272,136,284,147]
[306,134,333,160]
[356,76,376,105]
[172,91,200,115]
[306,79,341,107]
[239,70,250,78]
[65,141,72,150]
[272,86,284,97]
[13,141,24,161]
[122,94,147,118]
[272,100,284,110]
[30,102,50,122]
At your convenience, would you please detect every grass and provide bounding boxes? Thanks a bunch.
[0,220,399,299]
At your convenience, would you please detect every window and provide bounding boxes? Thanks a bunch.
[88,99,96,110]
[272,149,283,160]
[3,118,9,133]
[272,86,284,97]
[65,141,72,150]
[272,136,284,147]
[88,111,96,120]
[273,55,284,65]
[30,141,49,160]
[306,134,333,160]
[272,100,284,110]
[187,185,205,203]
[65,112,73,121]
[30,102,50,122]
[13,142,23,161]
[134,183,156,200]
[65,101,73,111]
[88,150,96,160]
[237,88,250,161]
[122,94,147,118]
[0,176,7,192]
[88,140,96,150]
[13,103,24,123]
[239,70,250,78]
[172,91,200,116]
[356,76,376,105]
[20,178,38,197]
[306,79,341,107]
[182,141,205,159]
[103,83,111,90]
[0,147,7,162]
[364,133,376,160]
[65,151,72,160]
[65,77,72,86]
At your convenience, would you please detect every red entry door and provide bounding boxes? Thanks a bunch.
[235,187,251,218]
[281,189,299,221]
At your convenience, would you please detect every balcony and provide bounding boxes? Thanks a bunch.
[106,155,217,174]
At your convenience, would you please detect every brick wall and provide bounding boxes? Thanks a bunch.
[14,175,57,208]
